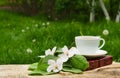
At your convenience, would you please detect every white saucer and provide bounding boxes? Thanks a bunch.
[79,50,107,58]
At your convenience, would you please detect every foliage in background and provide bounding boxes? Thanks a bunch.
[2,0,120,21]
[109,0,120,19]
[0,10,120,64]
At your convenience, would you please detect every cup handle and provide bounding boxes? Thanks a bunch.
[98,38,105,49]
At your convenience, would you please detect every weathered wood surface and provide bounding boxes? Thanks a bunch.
[0,62,120,78]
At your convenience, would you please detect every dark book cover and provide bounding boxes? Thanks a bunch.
[86,55,113,70]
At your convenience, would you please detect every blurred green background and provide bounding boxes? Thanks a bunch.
[0,0,120,64]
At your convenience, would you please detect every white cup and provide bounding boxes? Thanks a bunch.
[75,36,105,55]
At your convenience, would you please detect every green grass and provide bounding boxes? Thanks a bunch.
[0,9,120,64]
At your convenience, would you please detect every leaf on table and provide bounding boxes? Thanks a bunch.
[63,62,72,68]
[41,55,57,63]
[28,62,38,70]
[37,55,57,71]
[69,54,89,70]
[62,67,83,74]
[29,55,57,75]
[29,69,55,75]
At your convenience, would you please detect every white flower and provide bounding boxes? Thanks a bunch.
[35,24,38,27]
[103,29,109,35]
[47,58,63,73]
[45,46,57,56]
[42,23,45,26]
[21,29,25,32]
[38,46,56,58]
[38,55,45,58]
[32,39,36,42]
[26,48,32,53]
[46,22,50,25]
[26,27,29,30]
[58,46,77,62]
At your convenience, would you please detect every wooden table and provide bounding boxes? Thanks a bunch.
[0,62,120,78]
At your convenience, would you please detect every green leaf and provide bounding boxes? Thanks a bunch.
[62,67,82,74]
[41,55,57,63]
[63,62,72,68]
[29,55,57,75]
[29,69,55,75]
[28,62,38,70]
[37,55,57,71]
[69,55,89,70]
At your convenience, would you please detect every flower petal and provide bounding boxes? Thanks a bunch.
[59,54,69,62]
[52,46,57,54]
[45,49,52,55]
[56,58,63,65]
[62,46,68,53]
[38,55,45,58]
[47,65,53,72]
[74,48,80,54]
[48,59,55,65]
[57,63,63,71]
[53,69,59,73]
[57,59,63,70]
[68,47,77,57]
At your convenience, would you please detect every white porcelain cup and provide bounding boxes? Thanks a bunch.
[75,36,105,55]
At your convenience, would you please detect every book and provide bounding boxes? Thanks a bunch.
[87,55,113,70]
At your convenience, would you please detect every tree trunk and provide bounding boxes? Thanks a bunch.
[116,3,120,23]
[99,0,110,21]
[90,0,95,23]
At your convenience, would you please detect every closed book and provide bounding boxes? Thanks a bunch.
[87,59,99,70]
[99,55,112,67]
[87,55,112,70]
